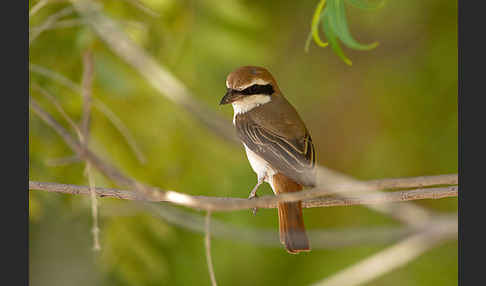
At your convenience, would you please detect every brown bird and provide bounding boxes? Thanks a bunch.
[220,66,315,254]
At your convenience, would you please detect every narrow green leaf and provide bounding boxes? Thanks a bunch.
[345,0,386,10]
[329,0,378,51]
[305,0,328,52]
[321,8,352,65]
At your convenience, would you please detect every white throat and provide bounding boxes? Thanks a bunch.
[231,94,271,124]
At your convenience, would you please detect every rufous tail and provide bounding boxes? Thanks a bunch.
[273,173,310,254]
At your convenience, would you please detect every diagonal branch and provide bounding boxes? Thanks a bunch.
[311,217,457,286]
[30,64,147,164]
[30,6,75,45]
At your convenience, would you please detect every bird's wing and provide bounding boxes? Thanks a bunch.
[235,114,316,187]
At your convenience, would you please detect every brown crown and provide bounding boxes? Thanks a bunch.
[225,66,281,94]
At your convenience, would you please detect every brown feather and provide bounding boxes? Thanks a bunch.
[273,173,310,254]
[235,102,316,187]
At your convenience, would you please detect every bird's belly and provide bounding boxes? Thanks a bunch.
[244,144,276,191]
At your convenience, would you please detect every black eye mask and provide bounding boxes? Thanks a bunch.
[238,84,274,95]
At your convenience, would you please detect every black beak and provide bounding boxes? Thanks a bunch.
[220,89,238,105]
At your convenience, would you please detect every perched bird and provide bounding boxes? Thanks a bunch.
[220,66,315,254]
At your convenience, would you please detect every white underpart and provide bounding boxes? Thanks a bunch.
[231,94,276,193]
[244,145,277,193]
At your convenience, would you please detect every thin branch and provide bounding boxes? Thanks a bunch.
[30,64,147,164]
[312,166,433,225]
[122,0,160,18]
[29,18,148,34]
[93,101,147,164]
[311,218,457,286]
[30,0,50,17]
[30,6,75,45]
[205,211,218,286]
[29,18,85,32]
[80,50,101,251]
[30,64,82,93]
[81,50,94,142]
[31,83,84,140]
[366,174,457,190]
[30,97,134,187]
[86,163,101,250]
[30,0,70,18]
[28,181,457,210]
[45,155,81,166]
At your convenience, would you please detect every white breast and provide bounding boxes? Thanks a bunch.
[244,144,276,192]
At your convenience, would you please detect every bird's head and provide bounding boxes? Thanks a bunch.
[220,66,280,106]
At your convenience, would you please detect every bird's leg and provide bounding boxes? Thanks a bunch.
[248,177,264,216]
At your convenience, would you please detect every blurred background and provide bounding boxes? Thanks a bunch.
[29,0,457,285]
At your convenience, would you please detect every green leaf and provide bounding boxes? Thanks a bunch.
[345,0,386,10]
[321,8,352,65]
[305,0,328,52]
[328,0,378,51]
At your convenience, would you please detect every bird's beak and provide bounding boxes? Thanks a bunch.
[220,89,242,105]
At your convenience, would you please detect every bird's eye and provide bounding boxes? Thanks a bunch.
[240,84,274,95]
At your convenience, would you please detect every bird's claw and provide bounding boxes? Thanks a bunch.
[248,193,258,216]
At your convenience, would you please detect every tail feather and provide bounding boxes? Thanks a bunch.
[273,173,310,254]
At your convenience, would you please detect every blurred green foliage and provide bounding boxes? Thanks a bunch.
[29,0,457,285]
[306,0,383,65]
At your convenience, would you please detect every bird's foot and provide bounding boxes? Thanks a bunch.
[248,192,259,216]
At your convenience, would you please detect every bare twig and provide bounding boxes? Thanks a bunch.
[205,211,218,286]
[28,181,457,210]
[81,51,94,141]
[122,0,160,18]
[311,217,457,286]
[86,163,101,250]
[80,50,101,251]
[313,166,435,225]
[366,174,457,190]
[30,0,70,18]
[30,18,85,32]
[30,97,134,187]
[31,83,84,140]
[30,0,50,17]
[30,64,82,92]
[30,6,75,45]
[45,155,81,166]
[93,101,147,164]
[30,64,147,164]
[29,18,147,34]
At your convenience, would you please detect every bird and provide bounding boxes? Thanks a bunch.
[220,66,315,254]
